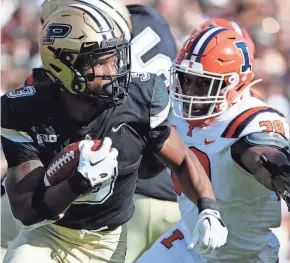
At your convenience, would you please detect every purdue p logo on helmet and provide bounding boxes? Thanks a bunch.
[42,23,72,45]
[40,0,132,41]
[39,4,131,107]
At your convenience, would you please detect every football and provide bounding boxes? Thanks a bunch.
[44,139,102,186]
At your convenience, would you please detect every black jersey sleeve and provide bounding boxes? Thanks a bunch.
[1,137,40,168]
[147,75,172,152]
[1,90,40,167]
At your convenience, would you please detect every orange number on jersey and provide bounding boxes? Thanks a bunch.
[273,120,285,136]
[171,147,211,195]
[161,229,184,249]
[259,120,285,136]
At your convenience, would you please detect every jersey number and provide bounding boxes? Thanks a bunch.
[259,120,285,136]
[171,146,211,196]
[6,86,36,98]
[235,41,252,73]
[74,177,117,205]
[131,27,172,86]
[161,229,184,249]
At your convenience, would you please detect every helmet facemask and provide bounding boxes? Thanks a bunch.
[73,39,131,107]
[170,63,240,121]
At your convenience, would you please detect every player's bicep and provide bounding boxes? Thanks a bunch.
[6,160,45,220]
[6,160,44,188]
[155,128,188,172]
[1,128,44,204]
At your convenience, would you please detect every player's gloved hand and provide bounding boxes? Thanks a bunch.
[188,209,228,256]
[77,137,118,187]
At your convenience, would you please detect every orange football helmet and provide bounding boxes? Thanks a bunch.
[170,27,255,124]
[196,18,255,56]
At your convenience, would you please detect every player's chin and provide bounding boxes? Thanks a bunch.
[183,105,208,117]
[87,83,107,96]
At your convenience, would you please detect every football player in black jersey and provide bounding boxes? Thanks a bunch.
[1,4,228,263]
[18,1,180,262]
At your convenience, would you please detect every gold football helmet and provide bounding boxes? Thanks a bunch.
[40,0,132,41]
[39,4,131,106]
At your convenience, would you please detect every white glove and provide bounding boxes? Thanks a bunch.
[188,209,228,256]
[77,137,118,187]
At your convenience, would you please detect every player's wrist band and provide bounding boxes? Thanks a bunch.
[197,197,219,213]
[67,170,93,195]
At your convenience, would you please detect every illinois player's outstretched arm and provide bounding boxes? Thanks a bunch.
[231,132,290,211]
[155,128,215,204]
[154,128,228,255]
[147,75,228,255]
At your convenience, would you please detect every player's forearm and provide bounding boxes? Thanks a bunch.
[176,148,216,205]
[252,151,289,191]
[6,164,81,226]
[10,180,79,226]
[156,128,216,205]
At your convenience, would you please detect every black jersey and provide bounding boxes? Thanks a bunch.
[22,4,178,202]
[1,73,171,230]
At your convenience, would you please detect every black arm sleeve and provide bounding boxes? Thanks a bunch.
[147,76,172,152]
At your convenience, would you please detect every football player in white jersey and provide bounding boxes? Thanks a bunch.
[137,26,290,263]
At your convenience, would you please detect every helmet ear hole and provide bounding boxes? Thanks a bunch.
[228,74,239,84]
[58,51,73,64]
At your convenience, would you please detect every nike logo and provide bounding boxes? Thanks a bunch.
[204,138,215,145]
[90,157,106,166]
[112,123,126,133]
[83,42,95,48]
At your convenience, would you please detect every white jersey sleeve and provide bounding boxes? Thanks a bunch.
[220,104,290,141]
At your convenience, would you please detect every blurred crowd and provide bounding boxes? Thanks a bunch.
[1,0,290,261]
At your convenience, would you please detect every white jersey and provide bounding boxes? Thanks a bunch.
[172,93,289,261]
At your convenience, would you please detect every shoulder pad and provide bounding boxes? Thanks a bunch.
[245,132,289,151]
[1,82,56,130]
[222,106,290,140]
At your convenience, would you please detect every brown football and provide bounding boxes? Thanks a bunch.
[44,140,102,186]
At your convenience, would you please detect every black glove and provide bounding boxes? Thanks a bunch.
[259,154,290,211]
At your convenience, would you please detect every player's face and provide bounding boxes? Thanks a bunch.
[178,73,220,117]
[83,53,118,93]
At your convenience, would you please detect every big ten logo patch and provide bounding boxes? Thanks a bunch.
[42,24,72,45]
[37,134,58,144]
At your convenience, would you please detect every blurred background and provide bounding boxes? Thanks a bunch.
[1,0,290,261]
